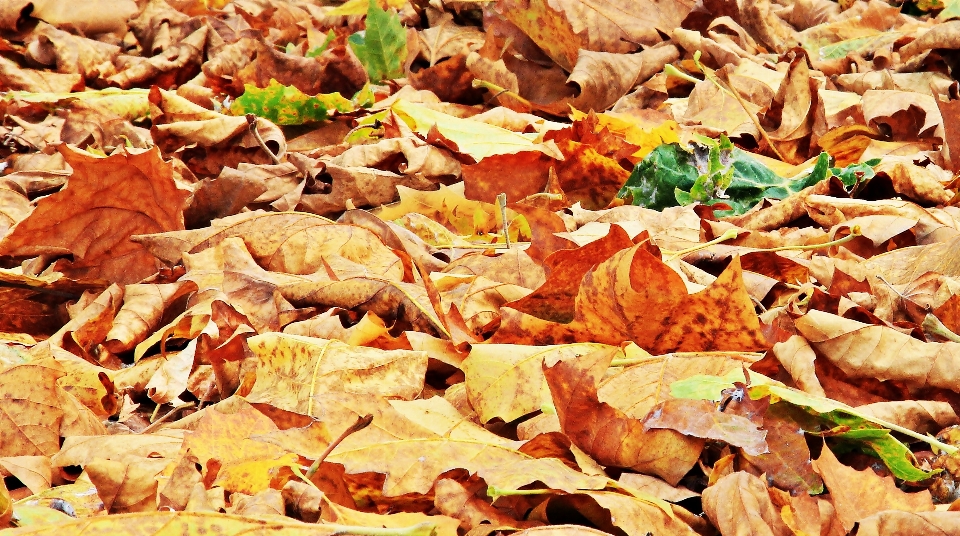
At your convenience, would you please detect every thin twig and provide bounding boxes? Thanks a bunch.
[246,114,283,165]
[304,414,374,479]
[692,52,789,162]
[140,402,196,434]
[497,192,511,249]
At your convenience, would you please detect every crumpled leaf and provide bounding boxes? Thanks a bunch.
[496,0,695,70]
[671,369,938,481]
[813,442,934,532]
[496,244,769,354]
[0,145,189,284]
[543,348,704,485]
[643,398,768,456]
[702,472,793,536]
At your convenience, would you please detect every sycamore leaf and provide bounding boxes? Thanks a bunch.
[543,348,704,485]
[814,444,934,531]
[643,398,768,456]
[702,472,793,535]
[327,436,611,496]
[246,332,428,413]
[349,0,408,82]
[230,80,356,125]
[3,88,151,121]
[463,342,616,423]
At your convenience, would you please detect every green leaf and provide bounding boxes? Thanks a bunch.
[617,143,698,211]
[617,141,880,216]
[229,79,356,125]
[833,158,879,190]
[306,30,336,58]
[349,0,407,82]
[669,371,944,481]
[939,0,960,20]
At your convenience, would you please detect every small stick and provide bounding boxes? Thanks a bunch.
[140,402,196,434]
[246,114,283,165]
[497,192,511,249]
[304,414,374,479]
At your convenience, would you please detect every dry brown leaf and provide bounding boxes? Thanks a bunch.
[855,511,960,535]
[702,471,793,536]
[497,244,768,353]
[0,146,189,284]
[328,436,611,497]
[643,398,768,455]
[543,348,704,485]
[0,360,65,457]
[463,342,615,423]
[813,443,934,531]
[795,309,960,390]
[246,332,428,413]
[496,0,694,70]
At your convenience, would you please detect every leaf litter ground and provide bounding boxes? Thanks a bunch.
[2,0,960,534]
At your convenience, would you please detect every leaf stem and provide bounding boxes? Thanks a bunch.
[140,402,195,434]
[246,114,283,165]
[304,414,374,479]
[486,485,555,501]
[663,64,702,85]
[760,225,861,252]
[922,314,960,343]
[610,351,765,367]
[472,79,532,108]
[662,228,739,261]
[860,415,959,455]
[497,192,511,249]
[691,52,787,162]
[605,480,674,517]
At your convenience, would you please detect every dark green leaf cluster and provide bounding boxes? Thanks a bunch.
[616,138,881,216]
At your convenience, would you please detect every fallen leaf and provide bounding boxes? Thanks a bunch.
[543,348,704,485]
[0,145,189,284]
[813,442,934,531]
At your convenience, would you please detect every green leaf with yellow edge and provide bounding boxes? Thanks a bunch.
[391,100,560,161]
[229,79,356,125]
[670,370,946,481]
[348,0,407,82]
